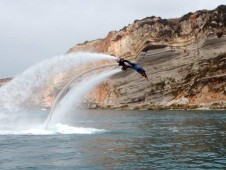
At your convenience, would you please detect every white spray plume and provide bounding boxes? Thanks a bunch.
[46,69,120,127]
[0,52,117,128]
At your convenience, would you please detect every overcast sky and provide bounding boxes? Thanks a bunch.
[0,0,225,78]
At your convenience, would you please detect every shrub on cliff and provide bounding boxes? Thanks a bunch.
[180,12,193,22]
[217,5,226,13]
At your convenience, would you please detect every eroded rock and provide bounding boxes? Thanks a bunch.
[56,5,226,110]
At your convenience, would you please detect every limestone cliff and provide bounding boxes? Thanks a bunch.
[67,5,226,110]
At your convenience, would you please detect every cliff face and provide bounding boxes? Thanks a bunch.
[69,5,226,58]
[0,78,12,87]
[68,5,226,110]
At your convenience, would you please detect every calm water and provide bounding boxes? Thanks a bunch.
[0,110,225,170]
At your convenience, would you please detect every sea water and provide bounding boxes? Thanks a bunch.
[0,110,225,170]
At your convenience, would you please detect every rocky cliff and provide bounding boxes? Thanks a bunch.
[0,78,12,87]
[67,5,226,110]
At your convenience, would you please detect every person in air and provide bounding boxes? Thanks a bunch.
[117,58,149,81]
[117,58,132,70]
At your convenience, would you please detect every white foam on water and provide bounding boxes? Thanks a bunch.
[168,127,179,132]
[0,123,107,135]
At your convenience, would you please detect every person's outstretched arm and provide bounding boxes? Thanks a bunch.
[124,60,135,67]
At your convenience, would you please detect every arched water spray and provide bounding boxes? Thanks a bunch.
[45,68,121,128]
[45,64,118,128]
[0,52,117,128]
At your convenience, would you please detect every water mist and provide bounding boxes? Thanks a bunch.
[0,52,118,134]
[45,69,120,128]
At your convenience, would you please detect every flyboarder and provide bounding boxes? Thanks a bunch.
[117,58,149,81]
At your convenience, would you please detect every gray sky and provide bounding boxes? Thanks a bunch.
[0,0,225,78]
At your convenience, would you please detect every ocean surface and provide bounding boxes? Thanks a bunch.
[0,110,225,170]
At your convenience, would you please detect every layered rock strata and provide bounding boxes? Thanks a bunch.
[60,5,226,110]
[84,37,226,110]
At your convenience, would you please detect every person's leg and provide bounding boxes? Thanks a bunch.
[136,67,148,80]
[142,72,149,81]
[139,70,149,81]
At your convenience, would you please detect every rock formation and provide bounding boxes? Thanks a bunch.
[0,78,12,87]
[61,5,226,110]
